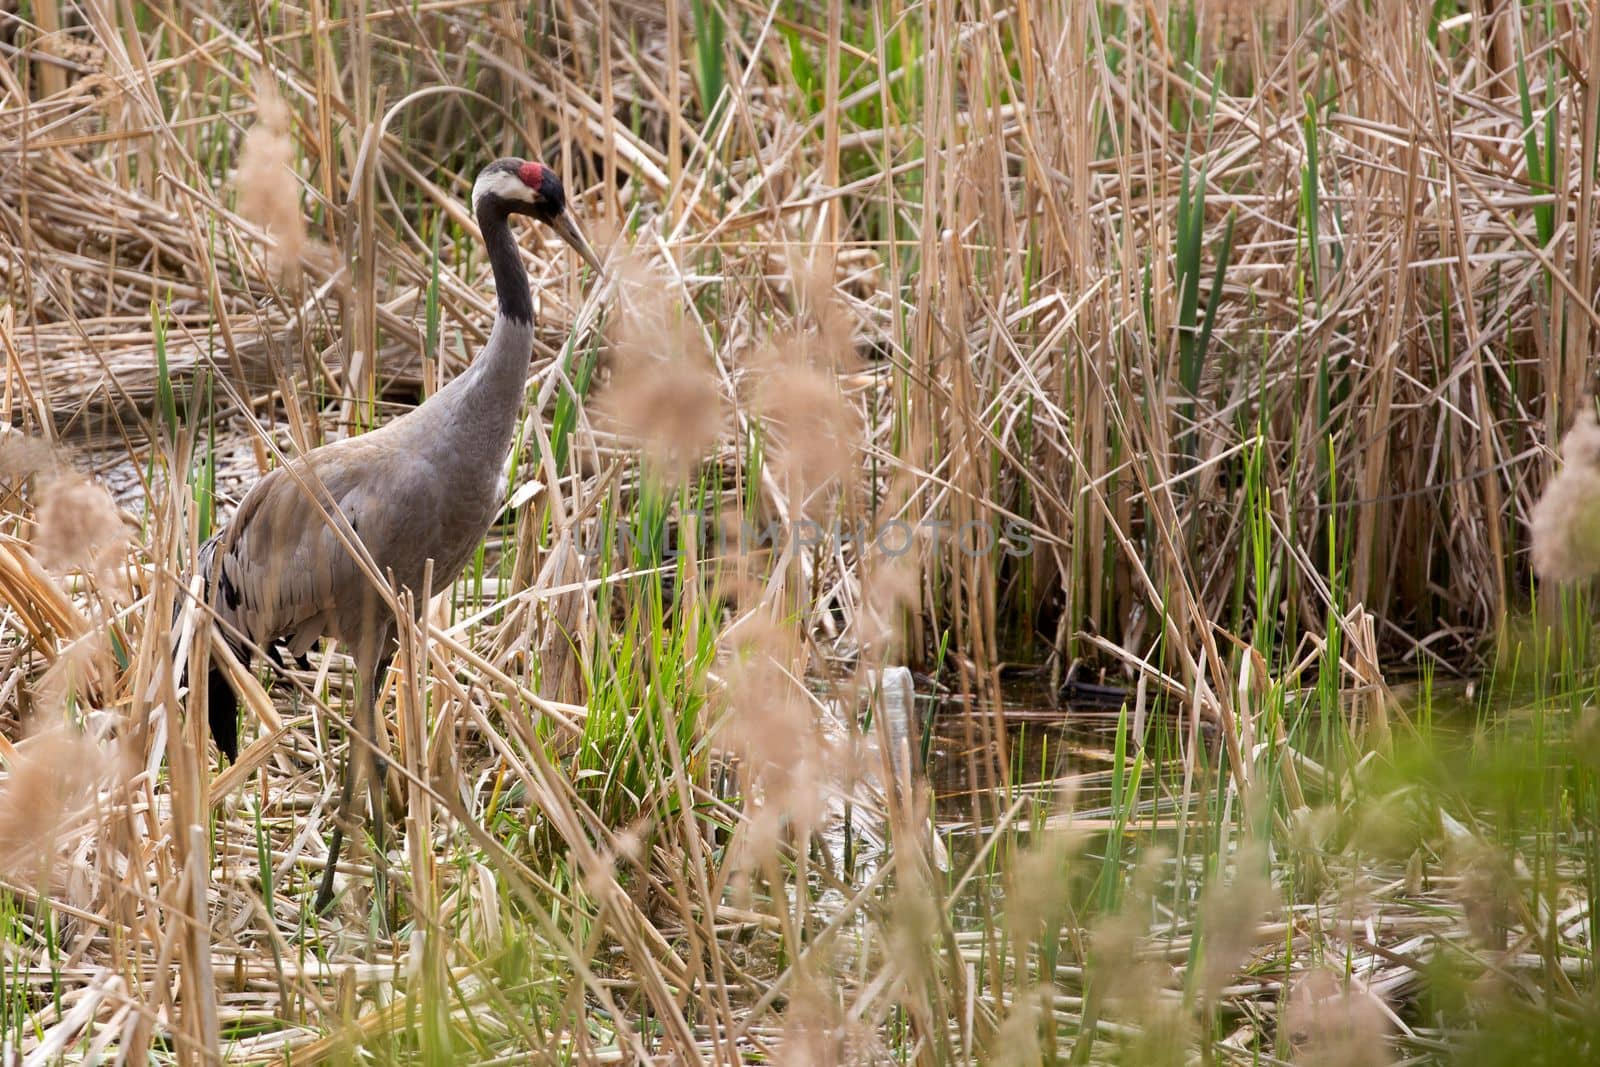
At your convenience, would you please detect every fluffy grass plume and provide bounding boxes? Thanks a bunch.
[1531,407,1600,583]
[234,77,305,275]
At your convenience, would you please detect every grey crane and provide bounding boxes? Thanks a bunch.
[186,157,600,914]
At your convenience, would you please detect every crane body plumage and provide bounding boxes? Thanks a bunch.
[185,157,598,914]
[205,311,536,673]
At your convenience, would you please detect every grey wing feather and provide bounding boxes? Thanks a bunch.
[206,429,451,657]
[212,446,388,650]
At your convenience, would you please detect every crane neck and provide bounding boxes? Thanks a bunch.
[434,199,537,467]
[476,200,534,325]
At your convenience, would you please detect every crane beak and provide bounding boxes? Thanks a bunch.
[549,212,603,275]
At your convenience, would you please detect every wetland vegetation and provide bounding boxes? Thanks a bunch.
[2,0,1600,1062]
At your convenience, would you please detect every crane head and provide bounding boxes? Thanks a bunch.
[472,157,602,274]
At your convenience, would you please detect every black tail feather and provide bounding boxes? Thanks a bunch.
[175,533,245,762]
[177,534,307,761]
[207,664,240,761]
[265,643,312,674]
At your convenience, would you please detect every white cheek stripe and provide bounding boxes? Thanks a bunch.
[472,169,537,212]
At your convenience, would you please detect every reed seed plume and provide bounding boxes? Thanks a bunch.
[1448,836,1517,950]
[33,633,111,720]
[747,272,863,509]
[777,969,850,1067]
[1196,842,1273,1003]
[1005,826,1081,935]
[0,722,105,884]
[1083,849,1175,1037]
[752,348,859,509]
[987,993,1043,1067]
[31,472,131,592]
[1281,969,1393,1067]
[793,263,861,374]
[0,431,60,488]
[235,77,305,276]
[854,556,919,661]
[595,259,722,480]
[1530,407,1600,584]
[717,610,834,860]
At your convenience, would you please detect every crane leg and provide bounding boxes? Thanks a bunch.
[365,652,394,930]
[314,753,356,914]
[313,649,393,925]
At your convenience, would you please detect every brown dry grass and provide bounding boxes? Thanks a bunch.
[1,0,1596,1063]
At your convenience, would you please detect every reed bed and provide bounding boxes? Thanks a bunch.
[1,0,1598,1063]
